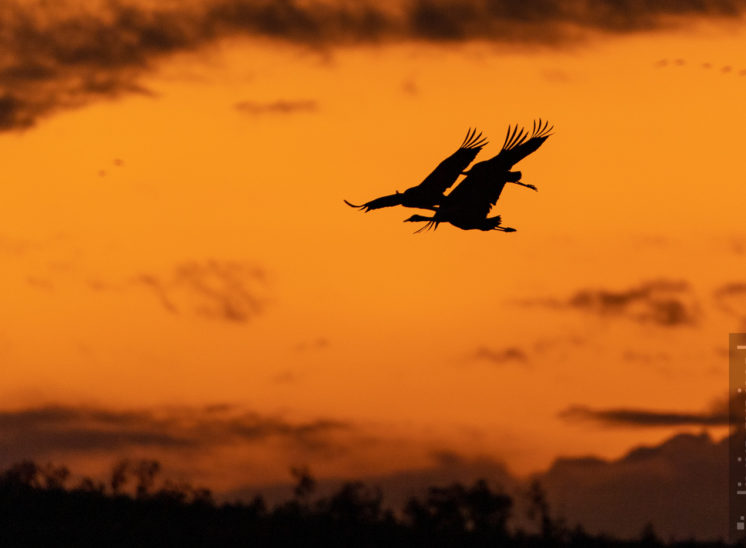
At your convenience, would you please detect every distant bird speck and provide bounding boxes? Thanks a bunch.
[401,79,419,95]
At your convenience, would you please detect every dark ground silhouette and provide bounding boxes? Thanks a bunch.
[0,459,733,547]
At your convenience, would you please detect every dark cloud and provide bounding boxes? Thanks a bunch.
[715,281,746,297]
[540,431,727,540]
[3,0,746,130]
[471,345,528,365]
[558,395,729,427]
[559,405,727,427]
[568,279,697,326]
[519,279,699,327]
[133,260,269,323]
[231,432,730,540]
[235,99,318,115]
[467,337,588,367]
[0,404,348,465]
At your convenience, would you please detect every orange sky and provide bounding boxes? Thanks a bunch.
[1,5,745,531]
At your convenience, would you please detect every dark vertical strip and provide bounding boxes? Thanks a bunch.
[729,333,746,542]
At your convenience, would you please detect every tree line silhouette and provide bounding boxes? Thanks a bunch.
[0,459,731,547]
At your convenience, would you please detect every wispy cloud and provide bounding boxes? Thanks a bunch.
[0,404,349,464]
[471,345,528,366]
[713,281,746,316]
[621,350,670,363]
[2,0,746,130]
[133,260,269,323]
[518,279,699,327]
[235,99,318,115]
[293,337,330,352]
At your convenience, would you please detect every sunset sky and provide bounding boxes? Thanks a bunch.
[2,0,746,539]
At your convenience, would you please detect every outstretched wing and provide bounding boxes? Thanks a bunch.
[414,128,487,195]
[344,129,487,213]
[343,194,403,212]
[484,119,553,171]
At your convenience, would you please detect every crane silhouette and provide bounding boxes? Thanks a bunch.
[344,128,488,212]
[404,119,553,232]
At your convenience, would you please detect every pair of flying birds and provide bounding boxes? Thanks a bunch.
[345,119,553,232]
